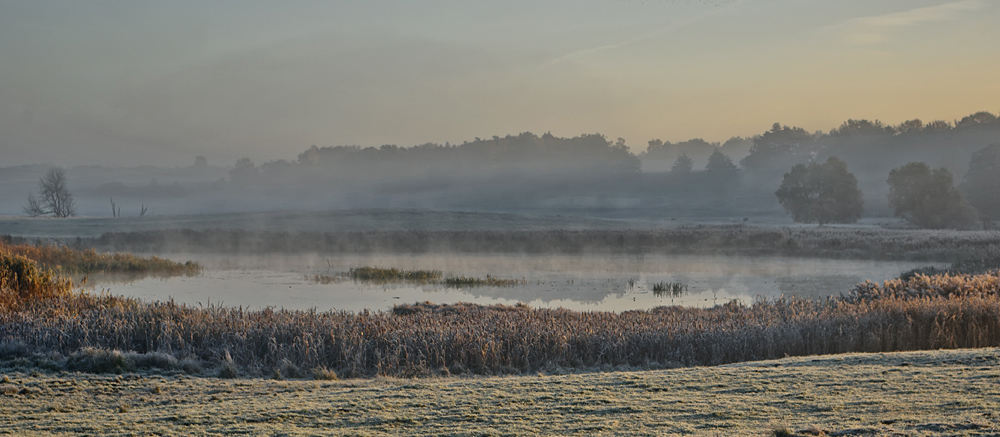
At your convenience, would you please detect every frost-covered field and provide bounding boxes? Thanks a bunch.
[2,348,999,436]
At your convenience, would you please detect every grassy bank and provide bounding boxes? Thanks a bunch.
[87,225,1000,263]
[2,348,998,436]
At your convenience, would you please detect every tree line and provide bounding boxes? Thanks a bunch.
[23,111,1000,228]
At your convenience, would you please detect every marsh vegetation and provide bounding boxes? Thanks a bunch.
[3,220,1000,383]
[1,236,200,277]
[651,281,687,297]
[348,267,443,283]
[4,246,1000,379]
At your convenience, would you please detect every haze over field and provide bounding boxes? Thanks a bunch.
[7,7,1000,432]
[2,0,999,167]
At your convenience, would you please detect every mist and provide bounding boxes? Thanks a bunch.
[2,114,999,223]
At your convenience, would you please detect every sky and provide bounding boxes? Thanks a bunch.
[1,0,998,167]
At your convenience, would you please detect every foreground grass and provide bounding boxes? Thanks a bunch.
[1,348,998,436]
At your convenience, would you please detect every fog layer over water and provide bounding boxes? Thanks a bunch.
[95,253,928,313]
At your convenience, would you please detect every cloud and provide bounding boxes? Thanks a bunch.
[828,0,987,45]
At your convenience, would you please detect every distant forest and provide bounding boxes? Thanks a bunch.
[220,111,1000,219]
[2,111,999,221]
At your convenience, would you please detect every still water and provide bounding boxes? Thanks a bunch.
[94,253,930,313]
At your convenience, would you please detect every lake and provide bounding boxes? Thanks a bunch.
[89,253,931,313]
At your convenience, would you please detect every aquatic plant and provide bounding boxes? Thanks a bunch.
[444,274,526,288]
[651,281,687,297]
[348,266,442,283]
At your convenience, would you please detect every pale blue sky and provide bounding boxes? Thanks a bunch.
[1,0,998,166]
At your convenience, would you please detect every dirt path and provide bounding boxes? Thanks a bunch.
[2,348,999,436]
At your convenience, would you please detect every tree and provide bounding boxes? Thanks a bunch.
[671,153,693,174]
[774,157,863,225]
[705,149,740,193]
[895,119,924,135]
[887,162,977,229]
[705,149,737,173]
[23,167,75,218]
[229,158,259,183]
[741,123,816,172]
[829,119,893,137]
[955,111,999,129]
[963,144,1000,220]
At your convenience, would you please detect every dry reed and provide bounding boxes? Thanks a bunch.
[1,237,200,276]
[4,253,1000,378]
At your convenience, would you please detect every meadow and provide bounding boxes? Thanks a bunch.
[2,348,998,436]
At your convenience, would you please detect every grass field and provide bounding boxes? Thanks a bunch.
[1,348,998,436]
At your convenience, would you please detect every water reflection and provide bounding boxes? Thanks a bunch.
[95,253,935,313]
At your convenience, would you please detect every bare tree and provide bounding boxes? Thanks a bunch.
[23,193,46,216]
[23,168,75,218]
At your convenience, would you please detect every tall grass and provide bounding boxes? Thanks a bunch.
[0,237,200,276]
[4,254,1000,378]
[0,254,73,311]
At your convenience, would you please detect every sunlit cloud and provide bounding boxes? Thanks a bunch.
[827,0,986,45]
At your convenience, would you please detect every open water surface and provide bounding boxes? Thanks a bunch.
[91,253,931,313]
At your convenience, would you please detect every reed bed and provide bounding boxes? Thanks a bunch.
[0,254,73,311]
[310,274,345,284]
[348,267,442,283]
[651,281,687,297]
[444,274,526,288]
[0,237,200,276]
[4,253,1000,379]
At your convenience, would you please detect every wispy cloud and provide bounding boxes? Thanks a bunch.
[828,0,987,45]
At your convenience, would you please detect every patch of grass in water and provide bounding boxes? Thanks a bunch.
[652,281,687,297]
[349,266,442,283]
[444,274,527,288]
